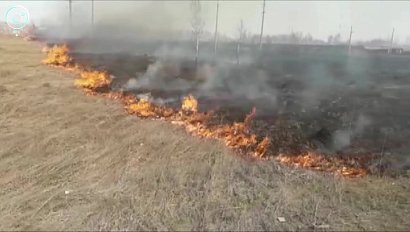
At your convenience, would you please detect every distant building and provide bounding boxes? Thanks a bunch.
[364,46,404,55]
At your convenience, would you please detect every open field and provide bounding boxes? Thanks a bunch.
[1,36,410,230]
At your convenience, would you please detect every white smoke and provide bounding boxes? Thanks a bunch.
[332,114,372,150]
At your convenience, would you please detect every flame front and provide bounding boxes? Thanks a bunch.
[125,98,175,118]
[74,70,112,91]
[178,106,263,153]
[276,152,369,177]
[182,94,198,112]
[43,44,371,178]
[42,44,71,66]
[255,137,270,157]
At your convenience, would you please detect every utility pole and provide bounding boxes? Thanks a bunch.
[258,0,266,50]
[389,28,395,54]
[91,0,94,26]
[348,26,353,53]
[213,0,220,55]
[68,0,72,28]
[237,19,245,65]
[191,0,203,67]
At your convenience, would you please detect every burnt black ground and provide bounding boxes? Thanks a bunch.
[70,44,410,171]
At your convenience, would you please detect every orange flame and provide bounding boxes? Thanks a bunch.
[74,70,111,91]
[124,97,175,118]
[276,152,368,177]
[181,94,198,112]
[179,107,262,152]
[42,44,71,66]
[244,106,256,128]
[43,45,111,92]
[255,137,270,157]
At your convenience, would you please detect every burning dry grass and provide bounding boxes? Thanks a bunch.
[43,44,371,177]
[74,70,112,91]
[277,152,368,177]
[180,110,260,153]
[181,94,198,112]
[42,44,71,66]
[125,97,175,118]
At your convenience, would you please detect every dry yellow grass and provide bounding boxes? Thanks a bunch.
[0,36,409,230]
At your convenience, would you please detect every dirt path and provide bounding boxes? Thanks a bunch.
[0,36,409,230]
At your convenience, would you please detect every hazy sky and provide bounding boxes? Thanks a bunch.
[2,1,410,43]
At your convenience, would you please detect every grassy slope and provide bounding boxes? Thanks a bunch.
[0,36,409,231]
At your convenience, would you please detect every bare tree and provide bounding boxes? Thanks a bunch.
[327,35,334,44]
[236,20,247,64]
[333,33,341,44]
[191,0,204,66]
